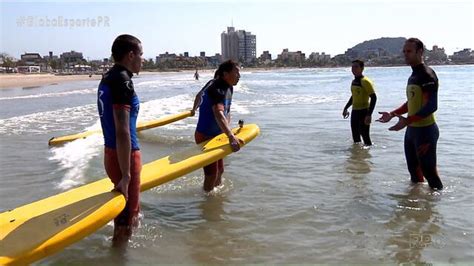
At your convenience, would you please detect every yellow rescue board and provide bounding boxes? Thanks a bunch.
[0,124,260,265]
[48,110,192,146]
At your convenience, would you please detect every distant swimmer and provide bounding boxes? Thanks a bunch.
[97,34,144,245]
[193,60,244,192]
[342,59,377,146]
[377,38,443,190]
[194,69,200,80]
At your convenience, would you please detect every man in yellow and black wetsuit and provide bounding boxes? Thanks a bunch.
[378,38,443,190]
[343,59,377,146]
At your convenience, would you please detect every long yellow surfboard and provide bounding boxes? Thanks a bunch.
[0,124,260,265]
[48,110,193,146]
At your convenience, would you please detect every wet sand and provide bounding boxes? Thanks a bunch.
[0,74,102,89]
[0,70,215,89]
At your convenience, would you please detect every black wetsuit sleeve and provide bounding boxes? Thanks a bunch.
[368,93,377,116]
[344,97,353,110]
[414,82,438,118]
[406,66,439,124]
[110,71,134,105]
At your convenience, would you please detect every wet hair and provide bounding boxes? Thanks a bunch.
[111,34,141,62]
[351,59,364,69]
[215,60,238,78]
[406,38,424,53]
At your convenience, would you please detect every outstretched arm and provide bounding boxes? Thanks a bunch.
[377,101,408,123]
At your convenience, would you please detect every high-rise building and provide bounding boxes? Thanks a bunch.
[221,26,256,64]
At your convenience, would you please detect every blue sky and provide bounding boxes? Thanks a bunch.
[1,0,473,60]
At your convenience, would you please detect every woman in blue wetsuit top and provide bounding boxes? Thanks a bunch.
[192,60,244,192]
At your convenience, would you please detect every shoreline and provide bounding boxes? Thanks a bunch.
[0,70,216,90]
[1,64,471,89]
[0,73,102,89]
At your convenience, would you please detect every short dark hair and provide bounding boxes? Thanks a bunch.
[111,34,141,62]
[406,38,424,53]
[351,59,364,69]
[215,60,239,78]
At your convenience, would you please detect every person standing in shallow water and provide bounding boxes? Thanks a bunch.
[377,38,443,190]
[194,69,200,80]
[342,59,377,146]
[193,60,244,192]
[97,34,144,245]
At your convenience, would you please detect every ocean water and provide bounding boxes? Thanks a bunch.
[0,65,473,264]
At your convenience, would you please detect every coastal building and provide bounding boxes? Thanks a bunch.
[41,52,60,71]
[346,47,389,60]
[426,45,448,63]
[259,51,272,61]
[20,53,43,65]
[277,49,305,66]
[17,65,41,73]
[20,53,46,72]
[155,51,222,69]
[450,48,474,64]
[42,51,59,62]
[208,53,223,67]
[258,51,272,65]
[221,26,256,64]
[60,50,84,69]
[308,52,331,64]
[98,58,112,72]
[156,52,177,64]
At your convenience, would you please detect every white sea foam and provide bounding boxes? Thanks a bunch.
[230,101,251,115]
[233,83,254,94]
[237,94,336,109]
[139,94,193,120]
[49,134,103,190]
[0,93,196,136]
[135,78,200,89]
[0,104,97,135]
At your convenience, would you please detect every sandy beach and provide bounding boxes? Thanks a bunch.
[0,70,218,89]
[0,74,102,89]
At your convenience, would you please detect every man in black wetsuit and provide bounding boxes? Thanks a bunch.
[378,38,443,190]
[343,59,377,146]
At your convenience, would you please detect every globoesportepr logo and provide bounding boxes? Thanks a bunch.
[409,233,446,248]
[16,16,110,28]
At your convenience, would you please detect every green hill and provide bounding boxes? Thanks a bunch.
[347,37,407,56]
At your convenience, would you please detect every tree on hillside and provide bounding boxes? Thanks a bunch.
[142,58,156,69]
